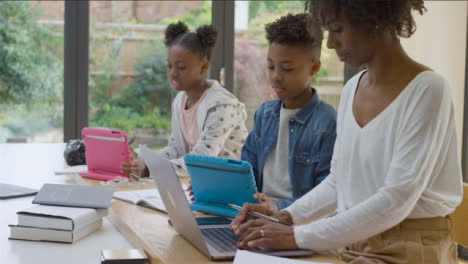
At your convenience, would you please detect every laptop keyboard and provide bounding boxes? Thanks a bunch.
[201,227,239,253]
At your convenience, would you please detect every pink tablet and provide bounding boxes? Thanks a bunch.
[79,127,130,181]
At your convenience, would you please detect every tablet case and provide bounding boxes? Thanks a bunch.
[184,154,258,218]
[79,127,130,181]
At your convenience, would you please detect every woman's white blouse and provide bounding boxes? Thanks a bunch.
[285,71,463,251]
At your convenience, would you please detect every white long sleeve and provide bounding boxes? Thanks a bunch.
[285,71,463,251]
[156,80,248,177]
[168,104,247,177]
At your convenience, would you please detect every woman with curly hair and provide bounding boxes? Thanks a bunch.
[232,1,463,263]
[121,21,248,177]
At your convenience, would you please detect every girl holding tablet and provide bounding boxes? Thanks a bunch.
[121,21,248,177]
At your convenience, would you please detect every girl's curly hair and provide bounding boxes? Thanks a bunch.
[306,0,426,38]
[164,21,218,60]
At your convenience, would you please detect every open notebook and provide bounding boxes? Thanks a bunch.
[113,185,189,213]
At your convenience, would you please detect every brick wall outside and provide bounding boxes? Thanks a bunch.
[30,1,64,20]
[28,0,343,117]
[30,1,202,23]
[135,1,202,24]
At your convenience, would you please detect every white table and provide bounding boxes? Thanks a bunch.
[0,143,133,264]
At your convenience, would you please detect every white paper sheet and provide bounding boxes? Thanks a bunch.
[234,250,330,264]
[54,165,88,175]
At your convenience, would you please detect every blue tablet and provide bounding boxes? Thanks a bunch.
[184,154,258,218]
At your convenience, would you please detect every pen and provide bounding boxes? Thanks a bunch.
[228,203,283,224]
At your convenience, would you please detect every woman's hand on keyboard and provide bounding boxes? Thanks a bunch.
[230,203,273,232]
[230,202,294,234]
[235,219,298,250]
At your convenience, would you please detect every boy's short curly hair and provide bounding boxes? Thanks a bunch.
[265,13,323,51]
[306,0,426,38]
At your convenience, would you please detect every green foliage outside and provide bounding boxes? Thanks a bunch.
[120,45,174,117]
[0,2,63,141]
[160,1,212,26]
[248,0,307,28]
[89,0,328,136]
[89,104,170,135]
[242,0,328,83]
[88,1,212,136]
[0,1,329,142]
[0,1,62,104]
[89,41,174,134]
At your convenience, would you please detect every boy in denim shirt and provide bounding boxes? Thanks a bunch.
[242,14,336,211]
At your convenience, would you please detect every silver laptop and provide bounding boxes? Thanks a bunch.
[139,147,314,260]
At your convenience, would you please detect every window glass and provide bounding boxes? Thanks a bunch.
[234,1,344,130]
[89,1,212,148]
[0,1,64,143]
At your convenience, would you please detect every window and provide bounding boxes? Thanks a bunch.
[0,1,64,143]
[88,1,212,149]
[233,1,344,130]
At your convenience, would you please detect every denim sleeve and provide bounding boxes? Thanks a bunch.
[241,110,261,188]
[274,198,295,210]
[314,119,337,186]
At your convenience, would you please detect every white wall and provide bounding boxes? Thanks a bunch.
[401,1,467,151]
[235,1,249,30]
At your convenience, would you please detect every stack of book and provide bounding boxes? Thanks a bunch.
[8,183,114,243]
[9,205,107,243]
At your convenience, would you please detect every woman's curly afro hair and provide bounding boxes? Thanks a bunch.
[306,0,426,38]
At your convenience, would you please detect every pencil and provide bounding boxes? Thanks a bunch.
[228,203,282,224]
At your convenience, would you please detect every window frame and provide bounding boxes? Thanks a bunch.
[64,1,89,141]
[65,0,228,139]
[461,8,468,183]
[210,1,234,92]
[65,1,468,184]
